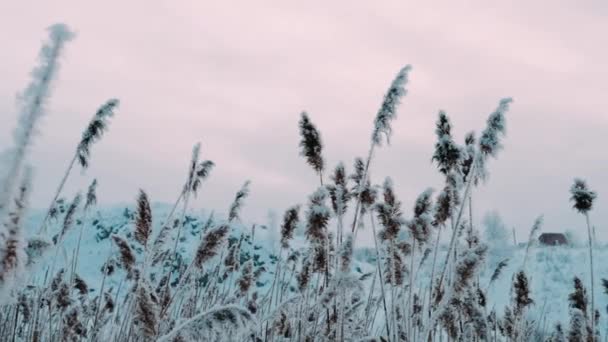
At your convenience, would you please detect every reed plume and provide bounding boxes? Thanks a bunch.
[371,65,412,146]
[151,219,178,261]
[63,307,87,340]
[350,157,377,219]
[454,244,488,294]
[549,323,566,342]
[602,278,608,295]
[339,234,354,273]
[433,176,457,227]
[568,309,586,342]
[375,178,404,241]
[223,237,242,275]
[53,192,81,245]
[25,236,52,266]
[488,258,509,287]
[299,112,325,180]
[72,273,88,296]
[0,169,30,299]
[351,157,365,190]
[237,259,254,296]
[84,179,97,212]
[297,256,312,293]
[570,179,597,214]
[431,111,461,175]
[328,162,351,215]
[111,235,135,277]
[280,205,300,249]
[479,98,512,158]
[134,281,159,340]
[273,309,293,338]
[194,224,229,269]
[407,188,434,245]
[304,188,330,243]
[0,24,73,221]
[134,190,152,248]
[461,288,488,340]
[191,160,215,196]
[183,143,215,197]
[304,187,331,280]
[383,245,404,286]
[461,132,476,183]
[77,99,119,168]
[185,143,201,193]
[569,277,588,315]
[513,271,533,316]
[475,99,513,183]
[54,279,72,311]
[228,181,251,222]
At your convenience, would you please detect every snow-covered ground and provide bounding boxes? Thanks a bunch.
[23,203,608,335]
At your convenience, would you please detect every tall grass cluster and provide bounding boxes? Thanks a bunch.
[0,24,604,341]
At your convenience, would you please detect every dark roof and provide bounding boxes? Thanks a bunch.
[538,233,568,245]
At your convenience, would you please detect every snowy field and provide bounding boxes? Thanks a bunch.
[22,203,608,339]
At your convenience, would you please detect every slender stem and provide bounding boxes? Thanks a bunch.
[266,249,283,313]
[363,269,378,330]
[38,154,78,235]
[278,261,293,303]
[351,146,375,235]
[389,241,397,342]
[166,190,185,225]
[161,187,192,315]
[70,209,90,285]
[159,260,195,319]
[468,195,473,234]
[10,307,18,342]
[428,226,442,316]
[171,189,191,259]
[92,245,113,335]
[336,214,346,342]
[370,213,391,341]
[586,212,595,338]
[47,304,52,342]
[408,239,416,340]
[436,158,477,293]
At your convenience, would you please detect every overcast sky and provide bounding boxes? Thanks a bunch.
[1,1,607,245]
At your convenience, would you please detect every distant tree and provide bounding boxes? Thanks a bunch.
[483,211,509,246]
[564,229,581,247]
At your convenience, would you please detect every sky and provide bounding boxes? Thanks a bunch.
[1,0,607,246]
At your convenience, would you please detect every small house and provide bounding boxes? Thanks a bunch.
[538,233,568,246]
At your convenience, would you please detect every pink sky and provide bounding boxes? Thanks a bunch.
[1,1,607,244]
